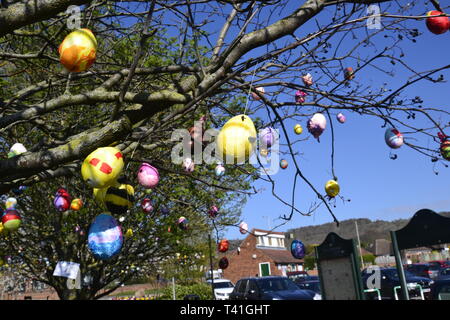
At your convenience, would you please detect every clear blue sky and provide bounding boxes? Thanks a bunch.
[216,2,450,240]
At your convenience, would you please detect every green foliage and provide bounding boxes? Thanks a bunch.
[158,282,213,300]
[362,254,376,265]
[303,256,316,270]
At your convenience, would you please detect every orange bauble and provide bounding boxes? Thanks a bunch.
[59,29,97,72]
[218,239,229,253]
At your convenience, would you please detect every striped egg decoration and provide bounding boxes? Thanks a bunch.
[104,182,135,214]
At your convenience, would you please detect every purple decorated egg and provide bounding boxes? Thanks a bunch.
[260,127,275,148]
[307,113,327,140]
[290,239,306,259]
[137,163,159,189]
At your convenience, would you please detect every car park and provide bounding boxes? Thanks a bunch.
[206,279,234,300]
[229,276,321,300]
[361,267,433,300]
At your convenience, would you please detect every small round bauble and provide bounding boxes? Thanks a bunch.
[280,159,288,169]
[426,11,450,35]
[88,213,123,260]
[294,124,303,135]
[81,147,124,189]
[219,257,229,269]
[177,217,189,230]
[59,28,97,72]
[290,239,306,259]
[2,209,21,231]
[344,67,355,81]
[384,128,404,149]
[337,113,346,124]
[325,180,340,198]
[215,164,225,177]
[54,195,70,212]
[216,114,257,163]
[104,182,135,215]
[239,221,248,234]
[218,239,229,253]
[141,198,154,213]
[137,163,159,189]
[182,158,195,173]
[5,197,17,209]
[70,198,83,211]
[251,87,265,100]
[260,127,276,149]
[208,205,219,218]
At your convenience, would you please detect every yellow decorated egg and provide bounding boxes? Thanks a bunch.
[70,198,83,211]
[294,124,303,135]
[325,180,340,198]
[59,29,97,72]
[81,147,124,188]
[216,115,257,163]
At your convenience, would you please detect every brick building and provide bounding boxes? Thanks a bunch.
[222,229,303,284]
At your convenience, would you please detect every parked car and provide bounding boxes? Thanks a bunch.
[296,278,321,295]
[436,267,450,280]
[431,278,450,300]
[405,263,440,279]
[229,276,321,300]
[361,267,433,300]
[286,271,309,282]
[206,279,234,300]
[428,260,450,269]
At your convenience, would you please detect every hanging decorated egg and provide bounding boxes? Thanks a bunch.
[218,239,229,253]
[137,163,159,189]
[9,143,27,156]
[294,124,303,135]
[54,189,71,212]
[260,127,276,149]
[81,147,124,189]
[5,197,17,209]
[208,205,219,218]
[337,113,346,124]
[104,182,135,214]
[239,222,248,234]
[59,28,97,73]
[2,209,21,231]
[307,113,327,140]
[251,87,265,100]
[280,159,288,169]
[440,139,450,161]
[384,128,404,149]
[177,217,189,230]
[215,163,225,177]
[70,198,83,211]
[216,114,257,163]
[125,229,133,239]
[88,213,123,260]
[295,90,307,104]
[219,257,229,269]
[344,67,355,81]
[426,11,450,35]
[290,239,306,259]
[182,158,195,173]
[141,198,154,213]
[301,73,313,87]
[188,116,207,152]
[325,180,340,198]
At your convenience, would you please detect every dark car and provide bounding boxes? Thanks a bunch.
[428,260,450,269]
[436,267,450,280]
[286,271,309,282]
[405,263,440,279]
[296,279,321,295]
[361,268,433,300]
[229,276,321,300]
[431,278,450,300]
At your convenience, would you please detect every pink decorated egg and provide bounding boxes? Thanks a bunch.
[307,113,327,140]
[137,163,159,189]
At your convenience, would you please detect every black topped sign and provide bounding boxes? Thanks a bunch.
[395,209,450,250]
[317,232,355,260]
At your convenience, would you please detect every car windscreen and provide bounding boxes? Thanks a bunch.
[213,282,234,289]
[384,269,415,279]
[256,278,299,292]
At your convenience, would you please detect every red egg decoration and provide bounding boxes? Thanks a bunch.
[426,11,450,35]
[218,239,229,253]
[54,188,71,212]
[141,198,154,213]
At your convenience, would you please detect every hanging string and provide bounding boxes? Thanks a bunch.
[243,61,262,116]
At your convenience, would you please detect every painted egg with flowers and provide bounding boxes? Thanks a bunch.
[59,29,97,72]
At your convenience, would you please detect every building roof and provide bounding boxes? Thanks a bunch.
[258,248,303,264]
[252,228,285,236]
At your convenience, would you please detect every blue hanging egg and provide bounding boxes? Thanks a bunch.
[88,213,123,260]
[384,128,404,149]
[290,239,306,259]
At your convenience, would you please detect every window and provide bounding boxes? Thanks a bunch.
[237,280,248,294]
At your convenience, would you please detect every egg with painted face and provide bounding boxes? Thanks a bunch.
[81,147,124,189]
[216,114,257,163]
[384,128,404,149]
[59,28,97,73]
[88,214,123,260]
[137,163,159,189]
[290,239,306,259]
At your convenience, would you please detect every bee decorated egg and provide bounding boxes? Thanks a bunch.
[88,214,123,260]
[104,182,135,215]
